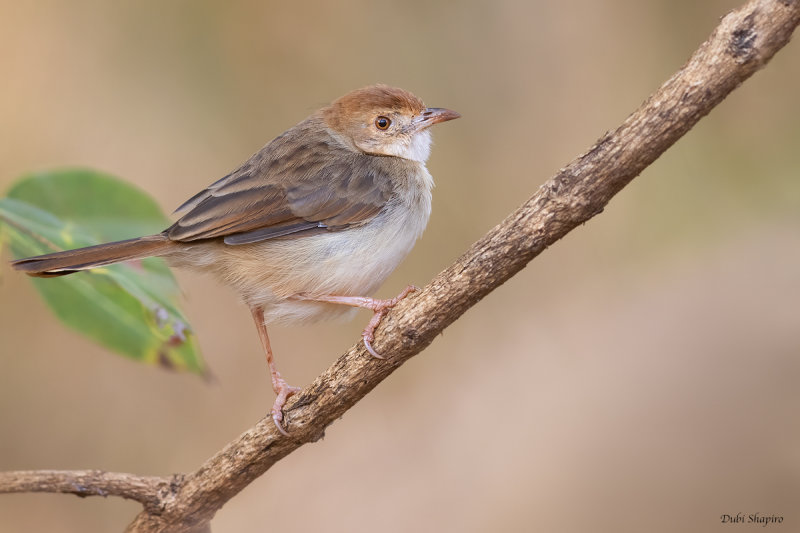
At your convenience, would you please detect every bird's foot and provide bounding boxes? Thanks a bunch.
[270,372,301,436]
[293,285,419,359]
[359,285,419,359]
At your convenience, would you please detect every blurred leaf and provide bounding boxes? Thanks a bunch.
[0,169,205,374]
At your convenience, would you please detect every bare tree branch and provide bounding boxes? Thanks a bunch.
[2,0,799,531]
[0,470,166,507]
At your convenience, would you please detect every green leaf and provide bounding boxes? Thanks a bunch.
[0,169,205,374]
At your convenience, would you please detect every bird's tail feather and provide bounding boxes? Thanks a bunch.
[11,234,174,277]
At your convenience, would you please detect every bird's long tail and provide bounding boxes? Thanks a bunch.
[11,234,175,277]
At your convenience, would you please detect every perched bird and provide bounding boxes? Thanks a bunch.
[11,84,460,434]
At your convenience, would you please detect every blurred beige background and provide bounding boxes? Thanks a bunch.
[1,1,799,532]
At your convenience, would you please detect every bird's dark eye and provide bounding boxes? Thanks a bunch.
[375,116,391,130]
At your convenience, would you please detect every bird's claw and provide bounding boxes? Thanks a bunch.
[363,335,385,359]
[272,412,290,436]
[361,285,419,359]
[270,379,301,436]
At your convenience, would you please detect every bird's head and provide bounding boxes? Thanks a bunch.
[323,84,460,162]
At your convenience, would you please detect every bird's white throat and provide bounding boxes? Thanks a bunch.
[385,129,432,162]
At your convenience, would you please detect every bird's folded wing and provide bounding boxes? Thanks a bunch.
[166,139,393,245]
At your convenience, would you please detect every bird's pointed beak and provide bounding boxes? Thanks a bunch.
[413,107,461,130]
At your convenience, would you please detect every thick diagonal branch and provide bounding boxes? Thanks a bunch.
[2,1,798,532]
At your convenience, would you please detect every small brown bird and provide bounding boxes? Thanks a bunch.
[12,84,460,434]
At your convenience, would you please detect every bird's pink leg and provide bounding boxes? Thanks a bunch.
[293,285,419,359]
[250,306,301,436]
